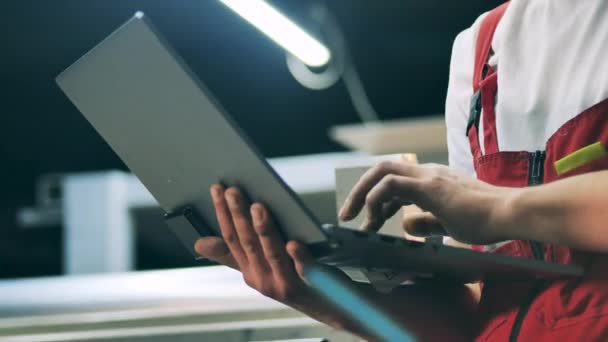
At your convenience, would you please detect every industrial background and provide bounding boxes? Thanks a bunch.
[0,0,503,278]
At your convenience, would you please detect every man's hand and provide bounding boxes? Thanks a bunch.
[195,185,314,303]
[195,184,359,332]
[339,161,513,245]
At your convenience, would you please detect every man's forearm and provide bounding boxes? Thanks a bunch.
[498,170,608,252]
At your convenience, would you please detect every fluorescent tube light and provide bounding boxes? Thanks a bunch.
[219,0,331,67]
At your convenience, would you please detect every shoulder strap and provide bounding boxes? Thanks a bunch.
[473,2,510,91]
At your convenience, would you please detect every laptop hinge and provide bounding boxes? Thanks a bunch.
[164,206,216,260]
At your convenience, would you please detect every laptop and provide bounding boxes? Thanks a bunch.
[56,12,582,283]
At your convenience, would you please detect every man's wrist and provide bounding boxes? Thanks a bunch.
[488,187,528,242]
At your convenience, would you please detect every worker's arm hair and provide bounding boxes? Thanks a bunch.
[496,170,608,252]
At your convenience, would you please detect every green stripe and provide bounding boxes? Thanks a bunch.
[554,141,608,175]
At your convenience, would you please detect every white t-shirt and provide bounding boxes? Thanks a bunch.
[446,0,608,176]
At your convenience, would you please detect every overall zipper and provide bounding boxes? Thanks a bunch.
[509,150,546,342]
[529,150,545,185]
[528,150,546,260]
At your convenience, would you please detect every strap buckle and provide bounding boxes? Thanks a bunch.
[466,89,482,136]
[164,206,216,259]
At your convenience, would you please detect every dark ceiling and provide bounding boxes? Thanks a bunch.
[0,0,503,277]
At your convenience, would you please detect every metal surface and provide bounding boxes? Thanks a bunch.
[316,226,583,283]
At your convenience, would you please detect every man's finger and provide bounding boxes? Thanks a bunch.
[363,175,420,231]
[285,241,315,280]
[251,203,300,280]
[382,198,403,219]
[402,211,447,237]
[287,241,353,286]
[194,237,239,270]
[210,184,248,268]
[360,214,384,232]
[225,188,269,273]
[339,161,421,221]
[357,197,406,232]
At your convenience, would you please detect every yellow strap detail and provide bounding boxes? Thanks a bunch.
[554,141,608,175]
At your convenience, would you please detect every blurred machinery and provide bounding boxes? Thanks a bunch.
[16,153,361,274]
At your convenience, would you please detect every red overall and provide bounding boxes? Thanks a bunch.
[468,3,608,341]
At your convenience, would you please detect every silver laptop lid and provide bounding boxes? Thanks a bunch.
[56,12,327,243]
